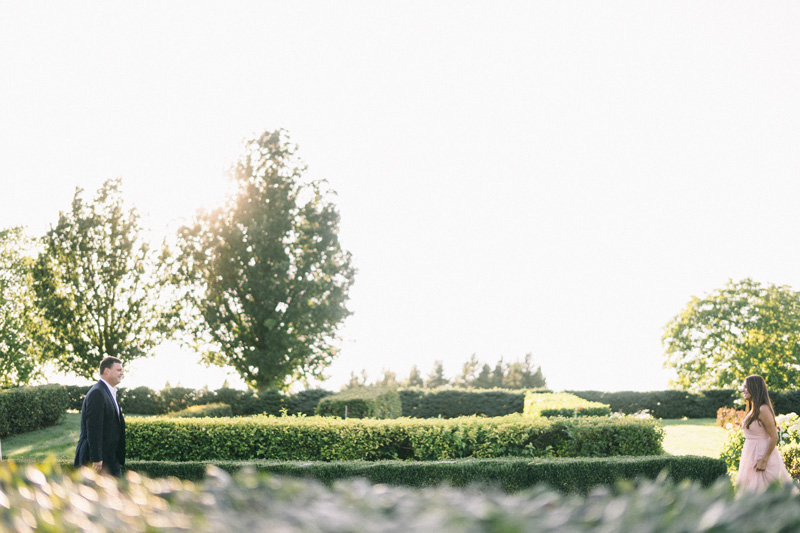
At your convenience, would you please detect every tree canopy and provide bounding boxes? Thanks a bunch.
[32,179,169,378]
[662,278,800,390]
[175,130,355,391]
[0,227,44,385]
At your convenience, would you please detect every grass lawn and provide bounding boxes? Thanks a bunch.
[3,414,730,461]
[1,412,81,460]
[660,418,730,457]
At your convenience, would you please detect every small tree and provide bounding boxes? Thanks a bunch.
[32,179,169,378]
[175,130,355,390]
[490,358,506,388]
[376,369,398,388]
[0,227,44,385]
[517,352,547,388]
[426,360,448,388]
[472,364,493,389]
[454,353,479,388]
[342,369,368,391]
[405,364,424,387]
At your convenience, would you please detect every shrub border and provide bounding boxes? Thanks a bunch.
[129,455,727,493]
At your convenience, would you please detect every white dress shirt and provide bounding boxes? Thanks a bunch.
[99,378,121,415]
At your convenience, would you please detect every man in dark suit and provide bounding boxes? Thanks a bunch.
[74,356,126,476]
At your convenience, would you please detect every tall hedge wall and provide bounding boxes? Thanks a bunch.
[399,387,533,418]
[567,390,740,418]
[63,384,333,416]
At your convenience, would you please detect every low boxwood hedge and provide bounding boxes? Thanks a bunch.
[126,414,664,462]
[124,455,726,492]
[0,384,68,438]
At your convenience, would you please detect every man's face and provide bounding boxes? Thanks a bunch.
[102,362,124,387]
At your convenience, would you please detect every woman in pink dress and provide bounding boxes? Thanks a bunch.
[736,374,794,492]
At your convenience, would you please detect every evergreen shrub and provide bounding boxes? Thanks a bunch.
[399,387,534,418]
[157,386,198,413]
[286,389,333,415]
[568,389,739,418]
[0,384,69,438]
[315,387,401,419]
[770,390,800,417]
[63,385,91,411]
[123,455,725,492]
[167,402,233,418]
[119,386,162,415]
[240,389,284,416]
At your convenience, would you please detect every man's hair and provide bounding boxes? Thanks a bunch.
[99,356,122,375]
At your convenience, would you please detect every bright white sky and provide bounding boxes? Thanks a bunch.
[2,2,799,393]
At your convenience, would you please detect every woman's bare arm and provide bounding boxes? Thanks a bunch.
[756,404,779,471]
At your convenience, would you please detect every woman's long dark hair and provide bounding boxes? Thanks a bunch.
[744,374,775,429]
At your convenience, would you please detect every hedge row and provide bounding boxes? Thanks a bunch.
[167,402,233,418]
[315,387,402,419]
[8,459,796,533]
[66,383,542,418]
[567,389,741,418]
[523,392,611,417]
[0,384,68,438]
[126,414,664,462]
[63,384,333,416]
[67,383,800,420]
[123,455,725,493]
[399,387,542,418]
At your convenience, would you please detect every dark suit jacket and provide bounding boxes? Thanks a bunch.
[74,380,126,476]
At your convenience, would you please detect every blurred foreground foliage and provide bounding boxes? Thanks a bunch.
[1,458,799,532]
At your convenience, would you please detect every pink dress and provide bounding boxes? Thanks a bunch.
[737,418,793,492]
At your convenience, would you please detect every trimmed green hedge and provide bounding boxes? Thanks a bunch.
[286,389,334,415]
[124,455,725,493]
[15,455,726,493]
[64,384,91,411]
[126,414,664,462]
[0,384,68,438]
[524,392,611,417]
[315,387,402,419]
[399,387,535,418]
[568,389,740,418]
[63,384,327,416]
[167,402,233,418]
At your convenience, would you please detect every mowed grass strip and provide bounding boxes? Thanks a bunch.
[1,412,81,459]
[660,418,729,457]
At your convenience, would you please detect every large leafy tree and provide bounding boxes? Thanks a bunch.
[175,130,355,391]
[32,179,169,378]
[0,227,45,385]
[662,278,800,390]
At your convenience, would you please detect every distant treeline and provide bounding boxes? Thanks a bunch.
[344,353,547,391]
